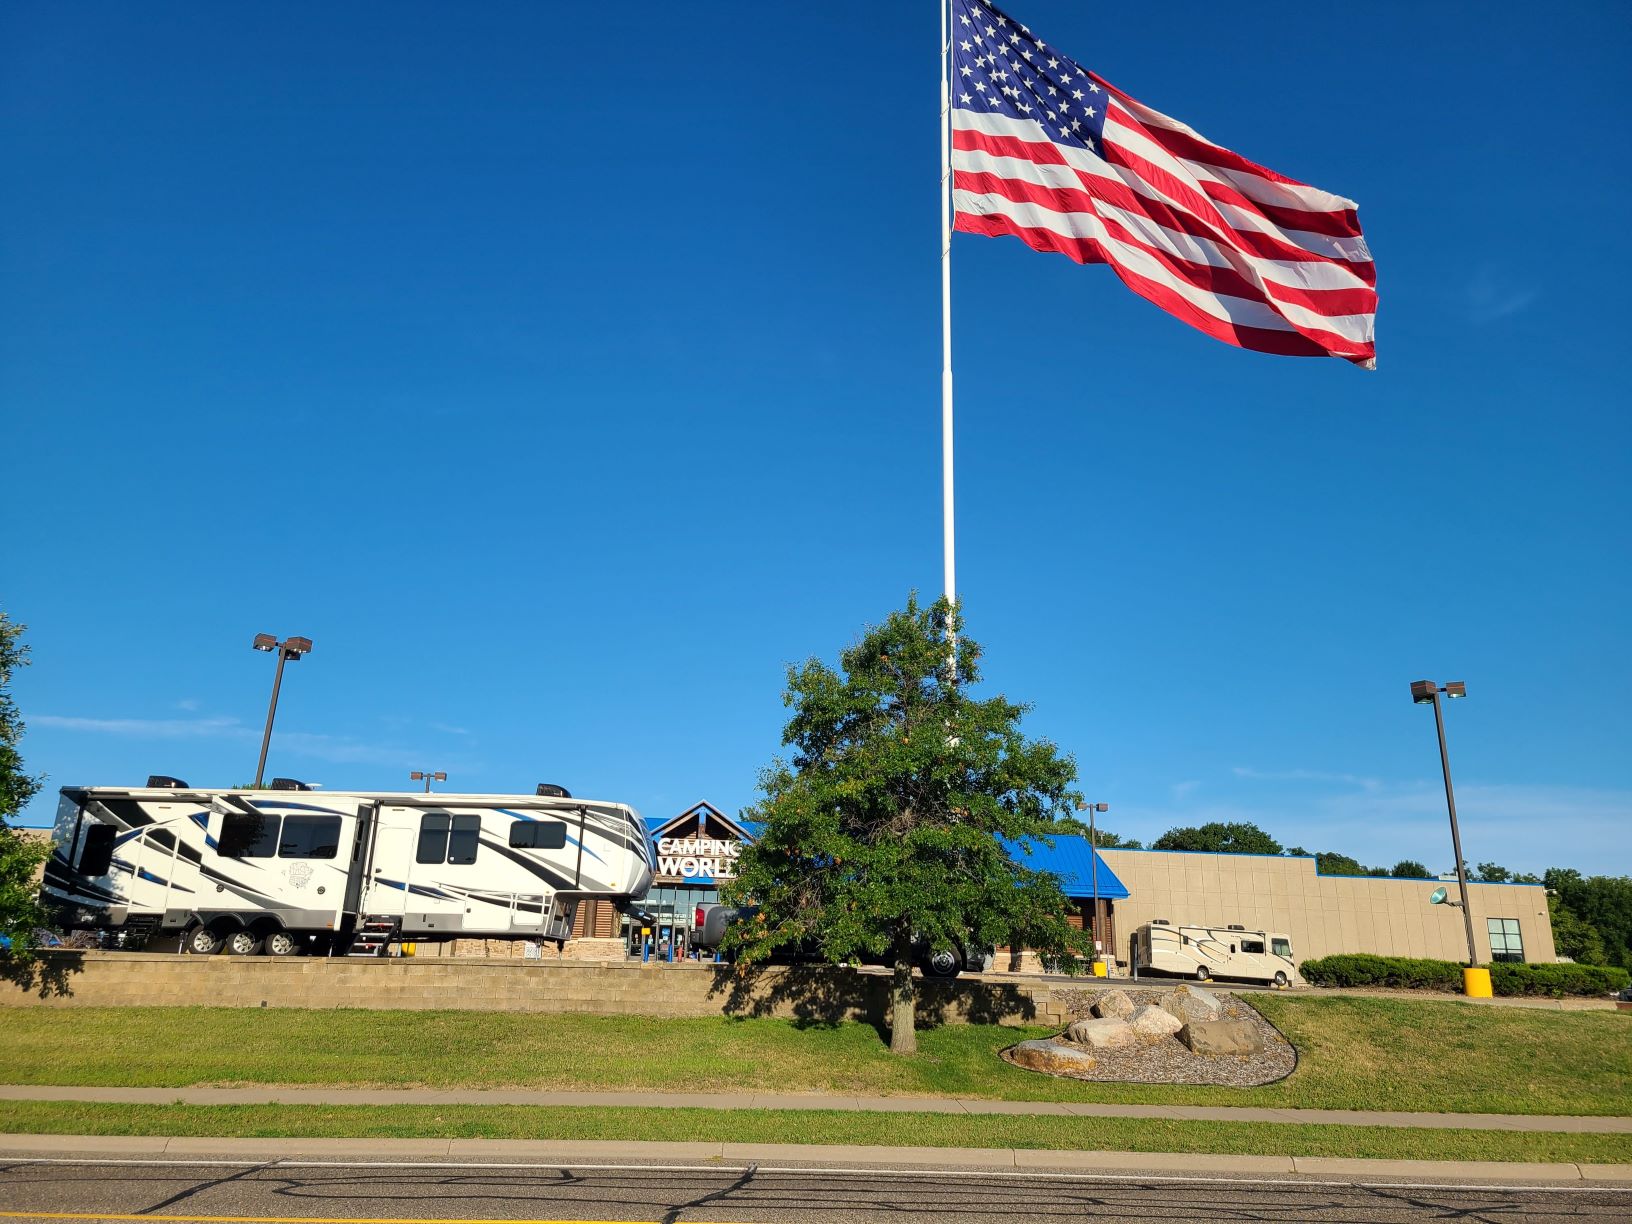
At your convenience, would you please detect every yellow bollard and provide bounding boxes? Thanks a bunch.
[1463,967,1493,998]
[1091,959,1108,978]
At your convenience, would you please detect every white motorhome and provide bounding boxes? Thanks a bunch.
[1134,920,1300,987]
[42,780,655,956]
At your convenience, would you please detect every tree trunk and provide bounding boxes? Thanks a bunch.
[889,934,917,1055]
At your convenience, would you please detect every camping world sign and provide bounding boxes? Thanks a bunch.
[655,837,741,881]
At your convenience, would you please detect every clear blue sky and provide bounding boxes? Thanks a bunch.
[4,2,1628,876]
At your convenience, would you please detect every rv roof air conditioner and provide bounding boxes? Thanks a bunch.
[146,775,188,789]
[1227,924,1246,930]
[1152,918,1170,925]
[535,783,572,798]
[270,778,313,791]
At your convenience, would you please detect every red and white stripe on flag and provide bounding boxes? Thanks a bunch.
[951,3,1376,367]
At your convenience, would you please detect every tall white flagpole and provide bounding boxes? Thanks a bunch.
[939,0,957,626]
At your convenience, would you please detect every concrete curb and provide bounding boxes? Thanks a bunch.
[3,1084,1629,1134]
[0,1134,1628,1184]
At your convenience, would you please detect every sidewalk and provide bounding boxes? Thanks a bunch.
[1,1133,1628,1183]
[4,1084,1628,1134]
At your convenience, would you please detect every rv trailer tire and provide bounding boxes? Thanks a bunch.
[264,931,300,957]
[1273,971,1289,988]
[1194,965,1211,982]
[186,925,224,956]
[225,930,263,956]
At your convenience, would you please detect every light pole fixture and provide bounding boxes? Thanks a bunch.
[410,771,447,794]
[1077,800,1109,971]
[1411,679,1478,968]
[251,635,313,789]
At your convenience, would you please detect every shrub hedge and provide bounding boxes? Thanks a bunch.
[1299,953,1630,997]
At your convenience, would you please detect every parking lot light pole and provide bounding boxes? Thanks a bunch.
[410,771,447,794]
[1411,680,1478,968]
[1077,801,1109,972]
[251,634,313,789]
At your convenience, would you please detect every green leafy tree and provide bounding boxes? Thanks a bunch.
[1285,846,1311,858]
[1091,829,1142,850]
[1,611,51,954]
[1315,851,1368,877]
[725,597,1090,1054]
[1476,862,1512,883]
[1152,822,1283,856]
[1546,868,1632,970]
[1547,894,1607,966]
[1391,859,1431,879]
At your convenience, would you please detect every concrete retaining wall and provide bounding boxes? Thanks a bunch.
[0,952,1070,1029]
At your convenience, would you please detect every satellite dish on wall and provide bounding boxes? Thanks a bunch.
[1429,886,1449,905]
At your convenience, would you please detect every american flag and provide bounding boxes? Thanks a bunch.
[951,0,1377,367]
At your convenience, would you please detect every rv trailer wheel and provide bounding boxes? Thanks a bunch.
[1194,965,1211,982]
[225,930,263,956]
[186,925,223,955]
[1273,971,1289,988]
[264,932,300,957]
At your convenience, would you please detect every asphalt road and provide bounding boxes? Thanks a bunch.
[0,1158,1625,1224]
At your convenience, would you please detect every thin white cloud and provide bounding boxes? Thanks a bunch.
[1113,775,1631,876]
[33,715,243,738]
[1232,766,1383,791]
[1466,266,1539,324]
[431,722,473,737]
[31,713,443,771]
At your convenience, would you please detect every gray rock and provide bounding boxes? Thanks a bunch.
[1161,984,1224,1025]
[1177,1019,1263,1056]
[1010,1039,1097,1074]
[1128,1003,1184,1039]
[1066,1016,1139,1049]
[1090,989,1135,1020]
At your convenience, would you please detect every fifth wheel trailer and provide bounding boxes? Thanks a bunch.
[41,781,655,955]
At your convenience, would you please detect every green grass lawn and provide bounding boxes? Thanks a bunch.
[3,996,1628,1116]
[4,1101,1629,1165]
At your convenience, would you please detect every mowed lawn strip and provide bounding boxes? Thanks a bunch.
[2,997,1627,1116]
[2,1101,1629,1165]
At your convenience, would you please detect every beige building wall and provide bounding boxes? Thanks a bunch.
[1098,849,1555,966]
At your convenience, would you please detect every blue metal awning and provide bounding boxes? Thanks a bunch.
[1007,835,1131,900]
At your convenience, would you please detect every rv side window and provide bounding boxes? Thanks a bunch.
[1272,938,1292,959]
[1241,939,1265,954]
[447,815,481,865]
[416,814,451,864]
[509,820,567,850]
[78,823,116,876]
[219,811,281,858]
[279,814,341,860]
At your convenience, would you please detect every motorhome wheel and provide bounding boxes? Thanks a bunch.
[1273,971,1289,988]
[225,931,263,956]
[187,926,223,955]
[1194,965,1211,982]
[264,931,299,957]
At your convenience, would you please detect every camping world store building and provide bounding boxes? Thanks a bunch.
[624,801,756,958]
[551,812,1557,970]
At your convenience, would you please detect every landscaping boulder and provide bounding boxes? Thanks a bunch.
[1066,1016,1139,1050]
[1128,1003,1184,1040]
[1176,1020,1263,1056]
[1160,984,1224,1026]
[1090,989,1135,1020]
[1010,1039,1097,1074]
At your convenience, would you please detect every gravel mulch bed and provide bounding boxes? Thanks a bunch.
[1001,987,1297,1087]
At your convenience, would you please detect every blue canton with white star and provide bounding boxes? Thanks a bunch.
[952,0,1109,155]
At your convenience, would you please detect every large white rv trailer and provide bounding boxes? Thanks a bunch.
[42,784,655,955]
[1134,921,1300,986]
